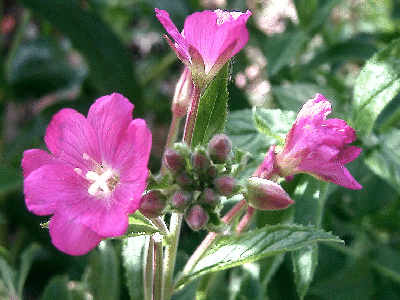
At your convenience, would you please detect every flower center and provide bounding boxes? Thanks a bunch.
[82,154,119,197]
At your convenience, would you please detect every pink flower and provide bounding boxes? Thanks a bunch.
[156,8,251,87]
[275,94,362,189]
[22,93,152,255]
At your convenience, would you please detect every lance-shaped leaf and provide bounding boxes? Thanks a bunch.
[353,38,400,136]
[175,224,341,289]
[191,63,229,148]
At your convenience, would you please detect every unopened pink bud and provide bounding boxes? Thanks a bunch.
[199,188,220,207]
[207,134,232,164]
[163,145,189,174]
[192,146,211,174]
[171,189,192,211]
[245,177,294,210]
[139,190,167,218]
[204,165,218,182]
[185,204,209,231]
[175,171,194,187]
[213,174,236,196]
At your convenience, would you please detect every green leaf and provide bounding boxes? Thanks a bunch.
[122,236,148,300]
[121,213,159,238]
[191,63,229,147]
[7,38,86,100]
[40,275,72,300]
[175,224,341,289]
[291,178,329,299]
[353,38,400,136]
[364,129,400,194]
[17,244,40,296]
[252,108,295,145]
[19,0,142,113]
[264,29,309,77]
[87,241,120,300]
[0,257,17,299]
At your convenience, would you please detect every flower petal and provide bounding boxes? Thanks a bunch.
[44,108,100,169]
[24,164,88,216]
[87,93,134,165]
[49,213,103,255]
[22,149,56,178]
[155,9,189,60]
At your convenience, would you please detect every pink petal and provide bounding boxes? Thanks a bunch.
[304,163,362,190]
[78,196,129,237]
[155,9,189,60]
[44,108,101,170]
[24,164,88,216]
[22,149,56,178]
[49,213,103,256]
[335,146,362,164]
[297,94,331,121]
[87,93,134,165]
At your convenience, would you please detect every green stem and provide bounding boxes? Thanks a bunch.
[179,199,248,279]
[144,237,154,300]
[153,233,164,300]
[163,213,184,300]
[183,85,202,146]
[5,9,31,74]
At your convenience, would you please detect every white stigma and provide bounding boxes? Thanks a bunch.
[86,169,114,196]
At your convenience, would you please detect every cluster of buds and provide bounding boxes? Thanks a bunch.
[140,134,240,231]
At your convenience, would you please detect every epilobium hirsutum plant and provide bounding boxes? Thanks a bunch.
[20,7,366,300]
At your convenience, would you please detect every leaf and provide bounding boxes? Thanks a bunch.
[122,236,149,300]
[291,178,329,299]
[19,0,143,114]
[17,244,40,296]
[87,241,120,300]
[0,257,17,299]
[117,213,159,238]
[364,129,400,194]
[7,38,86,100]
[0,165,22,197]
[252,108,295,145]
[40,275,72,300]
[175,224,341,289]
[353,37,400,136]
[191,63,229,147]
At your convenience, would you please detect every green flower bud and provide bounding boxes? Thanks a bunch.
[199,188,220,207]
[171,189,193,211]
[185,204,209,231]
[192,146,211,174]
[207,134,232,164]
[139,190,167,218]
[213,174,236,196]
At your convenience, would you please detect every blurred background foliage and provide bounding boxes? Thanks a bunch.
[0,0,400,299]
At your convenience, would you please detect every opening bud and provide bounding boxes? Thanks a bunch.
[172,67,195,118]
[199,188,220,207]
[171,189,193,211]
[192,146,211,174]
[244,177,294,210]
[213,174,236,196]
[207,134,232,164]
[185,204,210,231]
[139,190,167,219]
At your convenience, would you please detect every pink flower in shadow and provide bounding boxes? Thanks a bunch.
[22,93,152,255]
[276,94,362,189]
[156,8,251,87]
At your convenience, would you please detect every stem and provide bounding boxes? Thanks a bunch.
[151,216,170,238]
[144,237,154,300]
[180,199,248,277]
[152,233,164,300]
[163,213,184,300]
[183,85,202,146]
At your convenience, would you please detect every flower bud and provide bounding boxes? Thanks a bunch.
[175,171,194,187]
[198,188,220,207]
[163,144,189,175]
[172,67,195,118]
[171,189,192,211]
[185,204,209,231]
[192,146,211,174]
[207,134,232,164]
[244,177,294,210]
[213,174,236,196]
[204,165,218,183]
[139,190,167,218]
